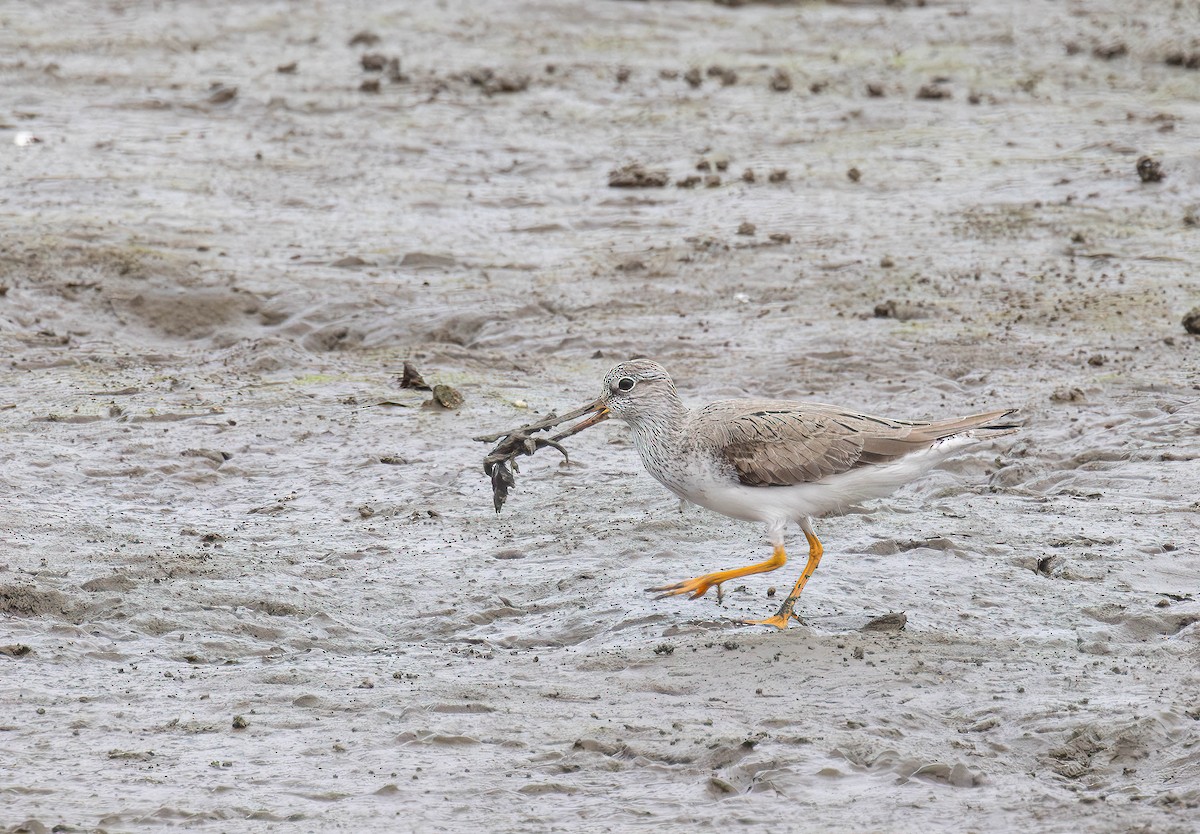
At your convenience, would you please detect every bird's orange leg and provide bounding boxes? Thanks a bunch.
[648,544,787,601]
[745,527,823,630]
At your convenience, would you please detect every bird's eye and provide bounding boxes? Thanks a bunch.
[617,376,636,392]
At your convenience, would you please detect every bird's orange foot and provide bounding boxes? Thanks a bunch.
[647,574,722,600]
[744,612,794,630]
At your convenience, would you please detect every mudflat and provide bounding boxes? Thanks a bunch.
[2,1,1199,831]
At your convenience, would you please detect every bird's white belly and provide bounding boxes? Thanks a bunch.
[678,479,840,524]
[637,435,967,525]
[636,443,813,524]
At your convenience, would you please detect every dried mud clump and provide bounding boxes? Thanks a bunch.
[1092,42,1128,61]
[873,300,929,321]
[1164,52,1200,70]
[707,65,738,86]
[862,612,907,632]
[0,585,74,619]
[916,83,951,100]
[467,68,529,95]
[1136,155,1165,183]
[1182,308,1200,335]
[609,163,669,188]
[361,53,388,72]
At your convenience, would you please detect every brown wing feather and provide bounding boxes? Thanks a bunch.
[696,400,1016,487]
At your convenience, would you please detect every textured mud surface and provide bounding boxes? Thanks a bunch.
[2,1,1200,832]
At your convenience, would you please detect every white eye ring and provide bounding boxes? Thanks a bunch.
[616,376,636,392]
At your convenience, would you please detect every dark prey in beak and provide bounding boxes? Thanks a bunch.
[475,398,610,512]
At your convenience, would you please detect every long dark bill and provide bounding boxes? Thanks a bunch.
[551,398,609,440]
[474,397,608,444]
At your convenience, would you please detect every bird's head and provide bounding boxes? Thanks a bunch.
[560,359,681,436]
[598,359,678,423]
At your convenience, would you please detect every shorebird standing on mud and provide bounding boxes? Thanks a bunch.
[565,359,1019,629]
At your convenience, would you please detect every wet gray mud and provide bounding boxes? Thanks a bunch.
[3,1,1200,831]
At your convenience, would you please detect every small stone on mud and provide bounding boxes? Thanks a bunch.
[675,175,701,188]
[880,256,895,268]
[768,233,791,243]
[704,175,721,188]
[361,53,387,72]
[616,66,631,84]
[769,68,792,92]
[737,222,756,236]
[1092,42,1128,61]
[232,715,248,729]
[432,383,464,409]
[1136,155,1164,183]
[276,62,297,74]
[608,163,669,188]
[1164,52,1200,70]
[360,78,381,93]
[467,68,529,95]
[683,67,703,87]
[707,65,737,85]
[767,169,788,183]
[1087,354,1106,367]
[206,84,238,105]
[741,168,756,183]
[1050,387,1086,403]
[766,586,776,598]
[847,167,861,182]
[348,31,381,47]
[916,84,950,100]
[866,82,885,97]
[1182,308,1200,335]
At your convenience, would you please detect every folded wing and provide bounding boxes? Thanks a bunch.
[696,400,1017,487]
